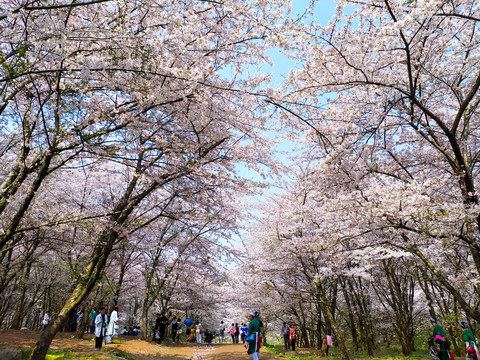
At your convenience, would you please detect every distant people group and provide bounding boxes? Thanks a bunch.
[121,326,141,335]
[41,305,267,359]
[149,311,264,352]
[89,304,120,351]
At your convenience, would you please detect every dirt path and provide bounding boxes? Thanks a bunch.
[198,344,275,360]
[0,330,277,360]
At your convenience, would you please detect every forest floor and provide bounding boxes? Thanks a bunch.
[0,330,278,360]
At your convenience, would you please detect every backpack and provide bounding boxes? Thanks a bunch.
[444,337,451,350]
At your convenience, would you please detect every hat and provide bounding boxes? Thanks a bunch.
[290,323,294,326]
[429,316,437,323]
[250,312,255,317]
[460,321,468,329]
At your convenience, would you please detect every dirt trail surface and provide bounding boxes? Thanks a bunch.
[0,330,277,360]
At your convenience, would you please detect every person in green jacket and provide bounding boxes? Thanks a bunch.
[430,316,449,360]
[460,321,478,360]
[247,311,263,360]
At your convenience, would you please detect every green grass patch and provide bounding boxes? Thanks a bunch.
[108,348,136,360]
[46,347,77,359]
[263,340,430,360]
[111,338,128,344]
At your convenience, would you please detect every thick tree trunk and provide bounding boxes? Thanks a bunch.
[29,308,71,360]
[29,232,117,360]
[141,306,150,341]
[315,313,323,351]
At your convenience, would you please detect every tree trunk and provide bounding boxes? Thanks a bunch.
[29,309,70,360]
[342,283,359,351]
[317,280,349,360]
[29,232,117,360]
[323,302,349,360]
[141,305,150,341]
[76,306,90,339]
[316,313,323,351]
[11,287,27,329]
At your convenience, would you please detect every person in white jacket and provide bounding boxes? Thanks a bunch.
[196,321,202,343]
[42,311,51,330]
[95,308,108,350]
[106,305,119,342]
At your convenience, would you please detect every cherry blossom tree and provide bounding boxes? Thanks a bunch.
[271,0,480,325]
[0,0,293,358]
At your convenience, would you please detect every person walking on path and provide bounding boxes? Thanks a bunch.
[185,320,193,342]
[246,312,263,360]
[106,305,119,342]
[89,307,97,335]
[153,314,161,343]
[196,321,203,344]
[95,308,108,351]
[219,321,226,343]
[241,323,248,343]
[288,323,298,351]
[280,322,290,351]
[42,311,51,330]
[159,313,168,342]
[70,310,78,332]
[171,316,179,343]
[430,316,449,360]
[235,323,240,343]
[231,323,236,343]
[461,321,479,360]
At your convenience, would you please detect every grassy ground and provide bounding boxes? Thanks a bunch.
[0,330,168,360]
[263,337,429,360]
[0,345,138,360]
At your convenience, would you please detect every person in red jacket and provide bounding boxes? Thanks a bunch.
[288,323,298,351]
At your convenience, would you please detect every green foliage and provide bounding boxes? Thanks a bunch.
[45,355,64,360]
[108,349,136,360]
[46,348,76,359]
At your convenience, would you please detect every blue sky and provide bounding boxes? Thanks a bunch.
[223,0,340,265]
[264,0,337,85]
[234,0,338,185]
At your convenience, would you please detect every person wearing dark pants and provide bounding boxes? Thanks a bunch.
[235,323,240,343]
[281,322,290,350]
[89,307,97,335]
[159,313,168,342]
[95,308,108,351]
[153,314,161,343]
[171,316,178,343]
[231,323,236,343]
[288,323,297,352]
